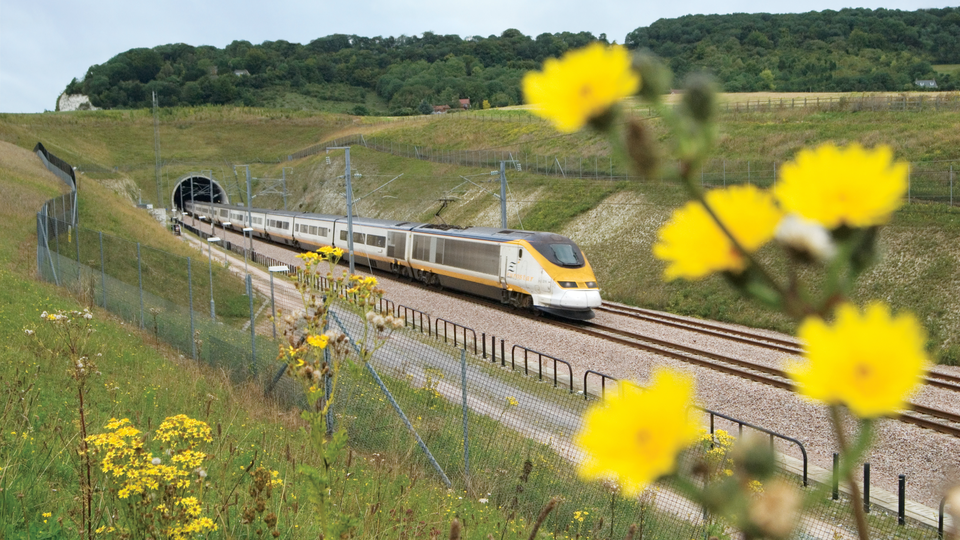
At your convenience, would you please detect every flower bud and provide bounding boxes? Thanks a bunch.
[626,118,660,178]
[632,50,672,102]
[747,480,801,539]
[682,72,717,123]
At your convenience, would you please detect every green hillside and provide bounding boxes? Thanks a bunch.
[4,102,960,363]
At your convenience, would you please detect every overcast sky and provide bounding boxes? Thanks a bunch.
[0,0,952,113]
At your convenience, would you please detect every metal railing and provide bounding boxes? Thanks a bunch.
[510,345,573,392]
[433,318,477,354]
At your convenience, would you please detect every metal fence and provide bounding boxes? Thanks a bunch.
[32,145,954,538]
[307,134,960,208]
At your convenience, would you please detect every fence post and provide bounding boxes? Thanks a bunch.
[188,257,196,360]
[248,274,257,375]
[137,243,144,329]
[461,349,469,486]
[898,474,905,525]
[54,217,61,285]
[99,232,106,309]
[863,463,871,513]
[951,166,954,206]
[832,453,839,500]
[76,225,81,290]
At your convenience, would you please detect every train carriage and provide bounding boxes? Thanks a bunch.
[182,201,601,319]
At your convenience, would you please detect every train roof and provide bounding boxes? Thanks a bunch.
[200,203,573,244]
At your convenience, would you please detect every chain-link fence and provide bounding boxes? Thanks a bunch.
[34,217,954,539]
[304,134,960,209]
[32,143,954,538]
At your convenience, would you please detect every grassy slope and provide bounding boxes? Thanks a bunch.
[0,141,643,539]
[5,102,960,363]
[0,141,297,534]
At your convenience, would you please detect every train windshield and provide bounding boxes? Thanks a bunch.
[550,244,580,266]
[527,234,585,268]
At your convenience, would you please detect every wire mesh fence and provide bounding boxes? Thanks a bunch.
[33,216,953,538]
[310,133,960,208]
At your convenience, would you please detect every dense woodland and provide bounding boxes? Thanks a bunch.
[63,7,960,113]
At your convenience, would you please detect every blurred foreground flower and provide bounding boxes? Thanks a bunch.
[576,368,699,496]
[787,302,929,418]
[775,214,837,262]
[522,43,639,133]
[653,185,782,281]
[775,143,908,229]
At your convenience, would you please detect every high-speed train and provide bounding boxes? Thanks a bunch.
[184,201,601,319]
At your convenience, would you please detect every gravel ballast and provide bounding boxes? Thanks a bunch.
[188,218,960,510]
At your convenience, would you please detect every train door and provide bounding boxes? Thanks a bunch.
[500,245,520,289]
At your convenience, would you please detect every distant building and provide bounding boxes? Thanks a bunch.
[233,69,250,76]
[433,105,451,114]
[915,79,938,89]
[459,98,471,109]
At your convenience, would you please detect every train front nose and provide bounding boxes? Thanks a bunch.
[555,289,602,309]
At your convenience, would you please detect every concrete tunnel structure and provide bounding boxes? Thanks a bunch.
[170,173,230,211]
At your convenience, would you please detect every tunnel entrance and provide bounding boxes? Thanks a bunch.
[171,174,230,211]
[170,173,230,210]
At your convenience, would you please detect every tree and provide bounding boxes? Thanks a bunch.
[417,99,433,115]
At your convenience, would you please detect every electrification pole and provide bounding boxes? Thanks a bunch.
[326,147,355,274]
[499,161,507,229]
[153,91,162,208]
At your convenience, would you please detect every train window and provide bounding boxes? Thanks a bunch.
[387,232,406,259]
[433,238,445,264]
[550,244,579,266]
[353,232,365,244]
[310,226,318,235]
[411,235,430,261]
[282,222,289,230]
[319,227,328,237]
[340,230,348,241]
[431,237,499,275]
[366,234,386,248]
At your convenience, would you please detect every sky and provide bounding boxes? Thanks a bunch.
[0,0,953,113]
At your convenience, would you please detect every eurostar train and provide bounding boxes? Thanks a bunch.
[184,201,601,319]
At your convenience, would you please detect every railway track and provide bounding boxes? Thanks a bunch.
[555,316,960,440]
[598,302,960,393]
[214,227,960,439]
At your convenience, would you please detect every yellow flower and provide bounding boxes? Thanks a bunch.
[522,43,639,133]
[786,302,929,418]
[774,143,908,229]
[576,368,700,496]
[306,334,329,349]
[653,185,782,281]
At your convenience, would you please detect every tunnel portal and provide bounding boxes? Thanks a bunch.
[171,174,230,211]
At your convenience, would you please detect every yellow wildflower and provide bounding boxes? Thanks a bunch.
[786,302,929,418]
[306,334,329,349]
[774,143,908,229]
[653,185,782,281]
[522,43,640,133]
[576,368,700,495]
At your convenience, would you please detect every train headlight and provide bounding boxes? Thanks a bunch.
[558,281,578,288]
[585,281,597,288]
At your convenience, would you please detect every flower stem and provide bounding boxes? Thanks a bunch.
[829,406,871,540]
[678,163,806,316]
